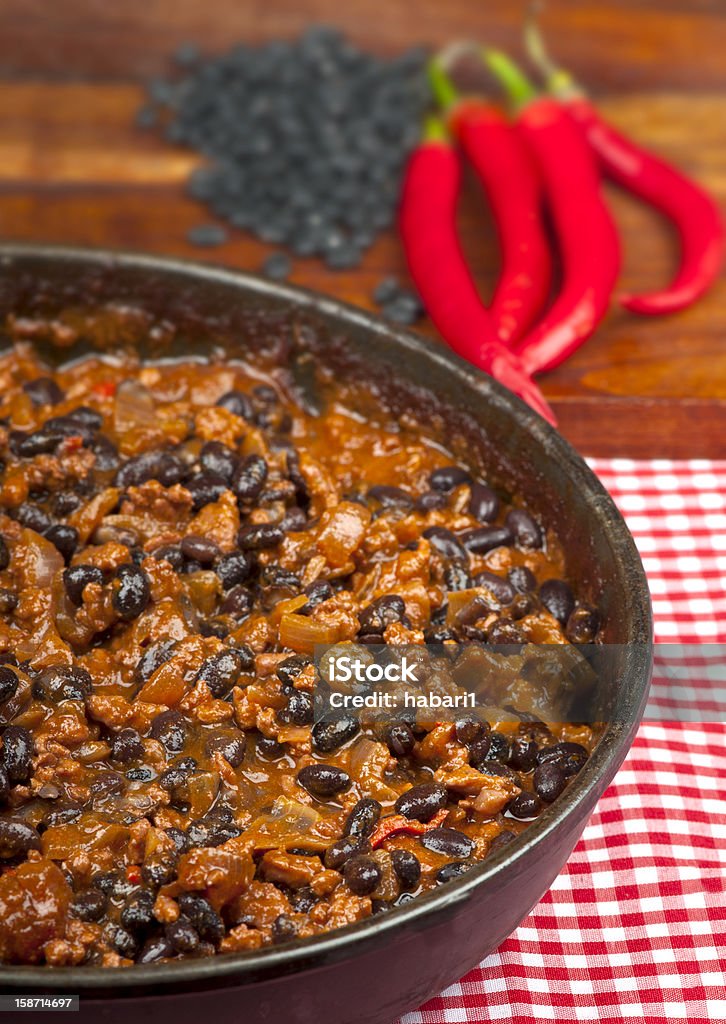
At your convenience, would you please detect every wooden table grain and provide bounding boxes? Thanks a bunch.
[0,0,724,457]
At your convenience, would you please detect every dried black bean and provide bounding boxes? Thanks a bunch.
[391,848,421,890]
[2,725,34,783]
[423,526,467,562]
[429,466,471,492]
[342,797,381,840]
[0,818,41,858]
[468,482,500,523]
[421,827,474,859]
[539,579,575,625]
[237,522,283,550]
[311,715,360,753]
[196,649,243,697]
[297,763,351,799]
[187,223,227,246]
[533,762,566,802]
[343,855,381,895]
[232,454,268,503]
[394,782,447,823]
[262,251,293,280]
[505,509,543,550]
[113,564,151,620]
[459,525,514,555]
[44,524,79,563]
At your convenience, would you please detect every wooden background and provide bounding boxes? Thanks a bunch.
[0,0,724,457]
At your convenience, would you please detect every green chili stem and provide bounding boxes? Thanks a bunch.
[428,56,461,111]
[481,49,538,111]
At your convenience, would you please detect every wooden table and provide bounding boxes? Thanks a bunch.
[0,0,724,457]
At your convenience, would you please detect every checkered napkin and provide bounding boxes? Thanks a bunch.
[400,459,726,1024]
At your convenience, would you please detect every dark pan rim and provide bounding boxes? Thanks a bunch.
[0,244,653,992]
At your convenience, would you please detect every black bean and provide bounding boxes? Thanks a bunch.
[488,830,516,855]
[15,502,52,534]
[115,450,186,488]
[358,594,406,635]
[367,484,413,510]
[177,894,225,945]
[256,735,286,761]
[391,848,421,890]
[196,649,243,697]
[92,435,120,472]
[508,792,542,819]
[187,223,228,246]
[385,721,415,758]
[537,742,589,777]
[0,666,18,703]
[262,251,293,280]
[509,737,538,773]
[0,817,41,858]
[423,526,467,562]
[0,536,9,571]
[120,890,155,933]
[221,585,253,618]
[107,924,139,959]
[0,588,16,615]
[135,641,176,685]
[185,470,228,510]
[566,605,601,643]
[200,440,238,482]
[113,564,151,620]
[2,725,34,783]
[181,534,221,564]
[136,936,173,963]
[487,618,525,645]
[216,390,254,421]
[539,579,575,625]
[381,293,423,325]
[421,827,474,859]
[435,861,470,884]
[394,782,447,823]
[324,836,363,870]
[70,888,107,921]
[44,524,79,563]
[533,762,567,802]
[429,466,471,492]
[186,817,242,847]
[443,563,472,592]
[416,490,447,511]
[22,376,64,406]
[33,664,92,703]
[474,571,515,605]
[459,525,514,555]
[280,689,313,726]
[297,763,351,798]
[342,854,381,896]
[232,454,268,503]
[206,730,246,767]
[89,770,125,799]
[111,727,144,764]
[271,913,297,944]
[301,580,333,611]
[311,715,360,753]
[68,405,103,430]
[237,522,283,550]
[372,275,401,305]
[342,797,381,840]
[165,916,199,954]
[505,509,543,550]
[468,482,500,523]
[276,654,311,687]
[0,765,10,804]
[213,550,251,590]
[455,717,487,746]
[468,732,492,766]
[508,565,537,594]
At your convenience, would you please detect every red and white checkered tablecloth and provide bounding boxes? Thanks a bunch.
[400,459,726,1024]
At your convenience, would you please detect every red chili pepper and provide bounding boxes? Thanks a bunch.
[429,58,552,345]
[399,115,556,424]
[369,807,448,850]
[525,20,724,316]
[484,51,621,376]
[93,380,116,398]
